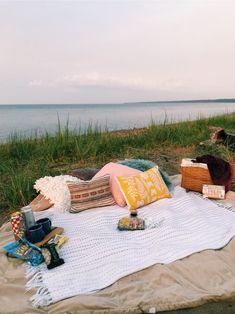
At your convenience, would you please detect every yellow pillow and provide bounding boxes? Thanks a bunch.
[115,166,171,210]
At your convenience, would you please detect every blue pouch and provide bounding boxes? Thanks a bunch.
[3,238,44,266]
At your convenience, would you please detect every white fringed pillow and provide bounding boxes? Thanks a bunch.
[34,175,82,212]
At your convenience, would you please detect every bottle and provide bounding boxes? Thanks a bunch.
[21,205,36,231]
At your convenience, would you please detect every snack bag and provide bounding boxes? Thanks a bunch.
[48,234,68,249]
[118,216,145,231]
[3,238,44,266]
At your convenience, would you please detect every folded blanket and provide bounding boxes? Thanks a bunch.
[196,155,234,192]
[27,187,235,307]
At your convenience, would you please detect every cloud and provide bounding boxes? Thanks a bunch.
[28,80,42,87]
[56,72,185,91]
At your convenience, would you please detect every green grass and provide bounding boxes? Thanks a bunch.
[0,113,235,218]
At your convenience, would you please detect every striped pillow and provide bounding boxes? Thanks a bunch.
[68,175,116,213]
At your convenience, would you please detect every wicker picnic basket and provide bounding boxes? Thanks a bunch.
[180,165,213,192]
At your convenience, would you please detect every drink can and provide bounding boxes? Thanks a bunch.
[11,211,25,240]
[20,205,35,230]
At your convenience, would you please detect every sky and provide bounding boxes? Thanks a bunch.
[1,0,235,104]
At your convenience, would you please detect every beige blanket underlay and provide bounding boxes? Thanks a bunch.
[1,176,235,314]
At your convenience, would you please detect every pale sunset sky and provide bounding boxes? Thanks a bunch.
[1,0,235,104]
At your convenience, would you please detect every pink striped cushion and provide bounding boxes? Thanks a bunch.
[68,175,115,213]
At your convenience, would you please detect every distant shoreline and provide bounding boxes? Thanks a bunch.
[1,98,235,106]
[127,98,235,104]
[0,102,235,142]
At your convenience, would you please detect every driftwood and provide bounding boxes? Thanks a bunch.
[201,127,235,150]
[29,193,53,212]
[211,127,235,146]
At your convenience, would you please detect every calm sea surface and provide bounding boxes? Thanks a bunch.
[0,102,234,142]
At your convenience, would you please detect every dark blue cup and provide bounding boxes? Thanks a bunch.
[28,224,45,243]
[36,218,52,235]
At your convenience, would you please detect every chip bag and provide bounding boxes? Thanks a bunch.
[3,238,44,266]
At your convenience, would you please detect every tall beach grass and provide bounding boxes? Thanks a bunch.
[0,113,235,218]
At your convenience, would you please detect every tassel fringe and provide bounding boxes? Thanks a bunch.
[30,286,52,307]
[26,265,52,307]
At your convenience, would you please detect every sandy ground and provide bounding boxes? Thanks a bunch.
[160,300,235,313]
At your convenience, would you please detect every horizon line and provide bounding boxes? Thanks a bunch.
[0,97,235,106]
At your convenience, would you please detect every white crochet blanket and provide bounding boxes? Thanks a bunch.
[27,187,235,307]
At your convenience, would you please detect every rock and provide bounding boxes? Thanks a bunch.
[69,168,100,180]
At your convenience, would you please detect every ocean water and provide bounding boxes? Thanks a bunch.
[0,102,234,142]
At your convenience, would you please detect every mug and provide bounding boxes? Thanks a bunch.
[36,218,52,235]
[28,224,45,243]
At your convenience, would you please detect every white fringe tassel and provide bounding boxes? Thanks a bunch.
[26,271,43,290]
[26,265,52,307]
[30,286,52,308]
[25,264,39,279]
